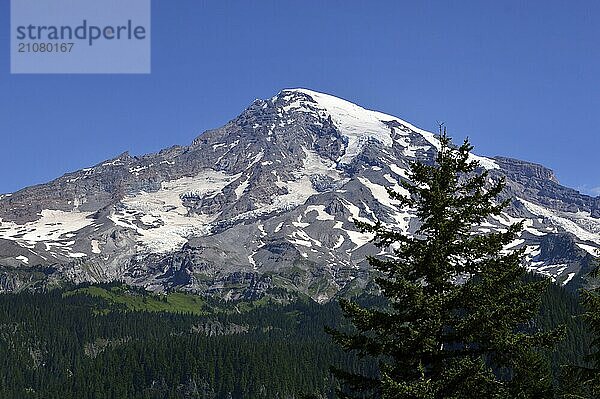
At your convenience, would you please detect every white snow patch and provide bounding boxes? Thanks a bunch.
[342,201,371,224]
[563,273,576,285]
[358,176,409,210]
[301,147,344,178]
[577,243,599,256]
[519,198,600,245]
[274,222,284,233]
[102,159,124,167]
[140,214,159,226]
[333,235,345,249]
[257,224,267,237]
[290,238,312,247]
[305,205,335,221]
[110,170,240,253]
[235,178,250,199]
[247,151,264,169]
[403,144,430,158]
[470,154,499,170]
[533,263,568,281]
[292,214,310,228]
[389,164,409,179]
[344,229,374,249]
[297,230,322,247]
[15,255,29,264]
[357,177,412,230]
[67,252,87,258]
[505,239,525,250]
[91,240,101,254]
[129,165,152,176]
[248,253,258,270]
[0,210,94,248]
[524,245,541,258]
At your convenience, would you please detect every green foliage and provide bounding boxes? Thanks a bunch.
[0,280,590,398]
[64,284,208,315]
[328,127,562,398]
[560,253,600,398]
[0,286,377,398]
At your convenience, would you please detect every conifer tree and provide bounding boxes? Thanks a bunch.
[563,252,600,398]
[328,126,561,398]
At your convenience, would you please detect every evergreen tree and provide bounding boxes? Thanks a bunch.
[328,126,561,398]
[562,251,600,398]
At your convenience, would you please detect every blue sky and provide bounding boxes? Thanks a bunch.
[1,0,599,196]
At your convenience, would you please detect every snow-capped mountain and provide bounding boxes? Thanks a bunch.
[0,89,598,301]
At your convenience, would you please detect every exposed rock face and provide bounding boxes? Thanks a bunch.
[494,157,596,215]
[190,320,249,336]
[0,89,598,300]
[495,157,560,184]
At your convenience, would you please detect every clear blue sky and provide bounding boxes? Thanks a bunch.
[1,0,599,196]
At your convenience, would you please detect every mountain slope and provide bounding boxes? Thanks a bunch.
[0,89,598,300]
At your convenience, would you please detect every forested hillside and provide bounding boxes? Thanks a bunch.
[0,282,591,398]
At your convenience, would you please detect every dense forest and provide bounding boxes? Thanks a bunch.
[0,283,377,399]
[0,280,591,399]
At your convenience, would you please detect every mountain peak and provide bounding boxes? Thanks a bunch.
[0,88,598,299]
[275,89,403,164]
[275,89,498,170]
